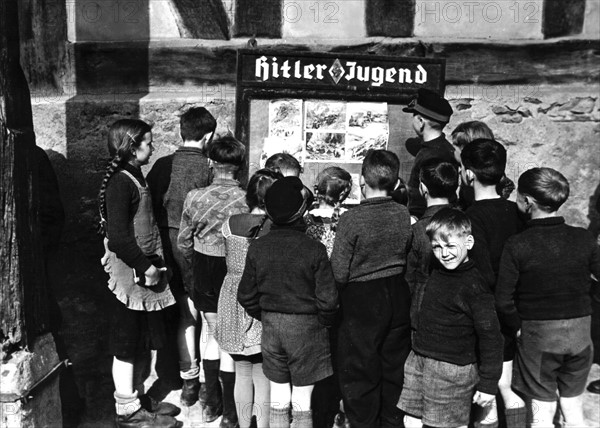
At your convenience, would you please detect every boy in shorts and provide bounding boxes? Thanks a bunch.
[178,136,248,424]
[496,167,600,427]
[331,150,413,428]
[399,208,503,428]
[238,176,338,428]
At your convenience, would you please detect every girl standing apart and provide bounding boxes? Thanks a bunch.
[98,119,181,428]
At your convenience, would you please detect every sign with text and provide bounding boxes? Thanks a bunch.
[237,50,445,94]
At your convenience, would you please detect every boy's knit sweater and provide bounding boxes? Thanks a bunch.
[466,198,523,289]
[178,178,248,258]
[495,217,600,334]
[147,146,211,230]
[237,223,338,327]
[331,197,412,284]
[414,259,503,395]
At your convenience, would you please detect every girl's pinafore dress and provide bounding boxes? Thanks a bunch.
[215,215,265,356]
[102,170,176,311]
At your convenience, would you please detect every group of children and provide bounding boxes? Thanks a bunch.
[98,90,599,428]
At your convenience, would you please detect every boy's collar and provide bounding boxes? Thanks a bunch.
[438,258,475,274]
[527,216,565,227]
[360,196,392,205]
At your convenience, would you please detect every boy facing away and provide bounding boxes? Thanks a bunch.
[178,136,249,425]
[495,168,600,428]
[405,158,459,331]
[460,138,526,427]
[237,176,339,428]
[399,208,503,428]
[146,106,216,407]
[331,150,412,428]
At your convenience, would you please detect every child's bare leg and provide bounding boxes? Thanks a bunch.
[403,414,422,427]
[560,395,587,427]
[270,381,292,428]
[530,399,556,428]
[499,360,526,427]
[113,356,143,415]
[290,385,314,428]
[177,296,199,380]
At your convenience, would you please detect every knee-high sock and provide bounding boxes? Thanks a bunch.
[220,370,237,421]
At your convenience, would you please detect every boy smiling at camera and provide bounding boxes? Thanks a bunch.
[398,208,503,428]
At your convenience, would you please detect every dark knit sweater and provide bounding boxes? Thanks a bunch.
[146,147,211,229]
[414,260,503,395]
[495,217,600,333]
[105,164,151,274]
[407,134,455,218]
[466,198,524,289]
[237,224,339,327]
[331,197,412,284]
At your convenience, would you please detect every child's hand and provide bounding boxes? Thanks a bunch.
[143,265,167,287]
[473,391,495,407]
[516,329,521,339]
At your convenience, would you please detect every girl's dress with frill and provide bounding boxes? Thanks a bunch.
[215,215,267,356]
[102,169,176,311]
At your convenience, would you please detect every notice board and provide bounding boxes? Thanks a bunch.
[235,49,446,201]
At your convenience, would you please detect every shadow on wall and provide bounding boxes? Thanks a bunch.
[52,1,151,424]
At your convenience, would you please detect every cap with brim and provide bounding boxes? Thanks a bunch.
[403,89,453,123]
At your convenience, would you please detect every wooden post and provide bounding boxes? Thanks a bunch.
[0,0,49,355]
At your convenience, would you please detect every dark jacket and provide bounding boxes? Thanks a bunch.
[237,224,339,327]
[496,217,600,333]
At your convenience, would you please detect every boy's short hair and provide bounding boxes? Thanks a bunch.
[451,121,494,150]
[460,139,507,186]
[518,167,569,212]
[208,135,246,167]
[426,208,472,242]
[265,153,301,176]
[419,158,459,199]
[362,149,400,193]
[180,107,216,142]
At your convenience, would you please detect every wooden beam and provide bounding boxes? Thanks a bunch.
[234,0,282,38]
[171,0,231,39]
[1,0,48,354]
[366,0,415,37]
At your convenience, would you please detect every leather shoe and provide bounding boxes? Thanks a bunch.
[203,404,223,423]
[587,379,600,394]
[139,395,181,417]
[180,378,200,407]
[115,407,183,428]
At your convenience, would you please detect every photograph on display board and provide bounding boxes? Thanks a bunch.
[305,100,347,131]
[346,102,389,162]
[305,132,346,161]
[269,99,303,138]
[261,99,304,167]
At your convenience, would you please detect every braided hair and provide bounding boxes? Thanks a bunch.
[97,119,152,236]
[313,166,352,231]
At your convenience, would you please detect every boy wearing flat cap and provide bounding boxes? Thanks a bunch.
[404,88,456,219]
[238,176,338,428]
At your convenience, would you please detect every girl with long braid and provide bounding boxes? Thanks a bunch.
[98,119,181,428]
